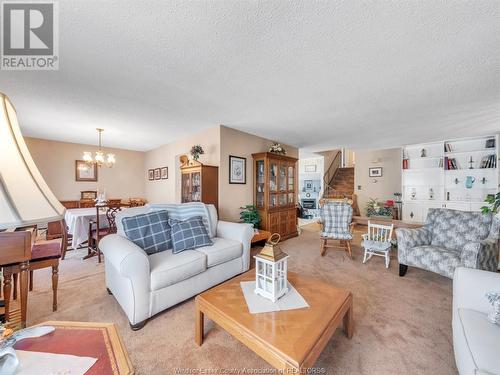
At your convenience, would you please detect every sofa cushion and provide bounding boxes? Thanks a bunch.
[150,203,215,239]
[457,308,500,375]
[149,249,207,290]
[121,210,171,255]
[169,216,213,253]
[195,237,242,267]
[405,245,461,278]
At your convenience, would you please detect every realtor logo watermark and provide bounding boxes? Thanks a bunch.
[1,1,59,70]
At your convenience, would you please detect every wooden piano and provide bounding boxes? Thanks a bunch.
[0,225,35,327]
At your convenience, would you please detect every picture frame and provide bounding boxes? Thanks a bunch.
[160,167,168,179]
[80,190,97,200]
[154,168,161,180]
[148,169,154,181]
[369,167,382,177]
[229,155,246,184]
[75,160,98,182]
[304,164,316,172]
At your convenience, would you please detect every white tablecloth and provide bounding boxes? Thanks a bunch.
[65,208,108,249]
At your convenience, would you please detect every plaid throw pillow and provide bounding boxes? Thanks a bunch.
[169,216,213,253]
[122,210,171,255]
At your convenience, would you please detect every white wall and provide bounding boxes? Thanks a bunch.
[354,148,402,215]
[144,126,221,204]
[25,137,146,201]
[218,126,298,221]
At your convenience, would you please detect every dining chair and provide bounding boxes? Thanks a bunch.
[60,217,73,260]
[361,221,394,268]
[11,221,64,312]
[319,201,354,258]
[87,205,122,262]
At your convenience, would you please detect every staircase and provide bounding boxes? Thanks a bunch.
[329,167,354,196]
[321,150,360,215]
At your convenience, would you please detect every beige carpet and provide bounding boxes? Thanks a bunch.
[26,227,457,375]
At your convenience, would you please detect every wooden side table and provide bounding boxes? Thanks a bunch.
[251,230,271,245]
[14,321,134,374]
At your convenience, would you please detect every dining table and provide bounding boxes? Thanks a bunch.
[64,208,109,249]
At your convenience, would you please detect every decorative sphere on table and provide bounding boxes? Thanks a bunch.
[254,234,289,303]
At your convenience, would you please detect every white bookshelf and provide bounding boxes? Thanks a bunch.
[401,134,499,223]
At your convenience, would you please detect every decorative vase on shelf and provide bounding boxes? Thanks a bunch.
[429,188,434,200]
[421,149,426,158]
[411,188,417,200]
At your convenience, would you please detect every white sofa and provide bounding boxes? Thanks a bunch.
[99,204,253,330]
[453,267,500,375]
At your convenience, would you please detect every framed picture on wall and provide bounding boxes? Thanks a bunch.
[160,167,168,179]
[229,155,246,184]
[304,164,316,172]
[369,167,382,177]
[154,168,161,180]
[148,169,154,180]
[75,160,98,182]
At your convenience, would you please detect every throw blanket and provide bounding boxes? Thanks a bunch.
[149,203,214,238]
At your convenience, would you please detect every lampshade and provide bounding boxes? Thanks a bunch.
[0,92,65,229]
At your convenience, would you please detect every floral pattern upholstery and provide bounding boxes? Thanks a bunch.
[397,209,499,279]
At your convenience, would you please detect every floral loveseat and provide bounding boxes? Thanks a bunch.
[396,208,499,278]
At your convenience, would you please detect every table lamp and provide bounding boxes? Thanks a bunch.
[0,92,65,229]
[0,92,65,329]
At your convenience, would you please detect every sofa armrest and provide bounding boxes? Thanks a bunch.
[461,238,499,272]
[99,234,150,282]
[216,221,253,271]
[453,267,500,315]
[396,227,432,263]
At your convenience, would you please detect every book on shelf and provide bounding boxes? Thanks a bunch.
[480,154,497,168]
[445,157,460,170]
[444,143,452,152]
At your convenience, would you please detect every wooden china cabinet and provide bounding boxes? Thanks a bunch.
[252,152,298,240]
[180,159,218,209]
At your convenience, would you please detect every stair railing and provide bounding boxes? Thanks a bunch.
[322,150,341,198]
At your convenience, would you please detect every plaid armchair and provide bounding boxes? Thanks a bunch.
[397,208,499,278]
[319,202,354,258]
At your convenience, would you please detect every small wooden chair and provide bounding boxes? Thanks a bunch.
[362,221,394,268]
[319,202,354,258]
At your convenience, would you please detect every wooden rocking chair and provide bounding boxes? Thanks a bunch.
[319,202,354,258]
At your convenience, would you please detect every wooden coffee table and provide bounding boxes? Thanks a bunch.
[195,271,353,370]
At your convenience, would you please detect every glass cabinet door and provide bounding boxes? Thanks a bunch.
[288,165,295,205]
[182,173,190,202]
[191,172,201,202]
[270,194,277,207]
[256,160,265,208]
[269,162,278,192]
[288,165,294,192]
[279,164,287,191]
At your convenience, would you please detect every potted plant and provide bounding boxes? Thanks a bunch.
[365,198,392,217]
[190,145,204,162]
[239,204,261,232]
[482,192,500,215]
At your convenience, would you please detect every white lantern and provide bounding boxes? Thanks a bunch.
[254,234,289,302]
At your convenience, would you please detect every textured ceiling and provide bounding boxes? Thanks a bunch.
[1,0,500,152]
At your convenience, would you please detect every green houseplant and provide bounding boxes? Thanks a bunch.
[239,204,261,229]
[481,192,500,214]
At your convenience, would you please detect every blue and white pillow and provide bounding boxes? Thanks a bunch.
[169,216,213,253]
[122,210,171,255]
